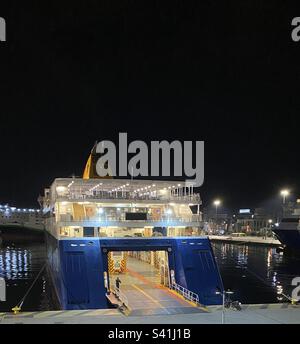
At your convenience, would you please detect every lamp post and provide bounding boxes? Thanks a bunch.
[213,200,221,233]
[280,189,290,218]
[267,219,273,238]
[216,288,234,324]
[280,189,290,204]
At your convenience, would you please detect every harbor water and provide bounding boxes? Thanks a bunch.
[0,241,56,312]
[212,242,300,304]
[1,237,300,311]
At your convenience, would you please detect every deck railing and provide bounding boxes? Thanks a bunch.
[58,214,201,224]
[57,192,200,203]
[171,282,199,305]
[112,286,129,308]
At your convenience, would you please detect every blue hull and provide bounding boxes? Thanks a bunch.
[46,233,224,310]
[273,229,300,251]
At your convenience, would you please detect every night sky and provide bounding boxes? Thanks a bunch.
[0,1,300,210]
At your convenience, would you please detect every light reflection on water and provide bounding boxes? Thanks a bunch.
[0,242,54,312]
[1,247,31,280]
[212,242,300,304]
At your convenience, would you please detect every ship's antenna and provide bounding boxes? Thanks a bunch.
[92,140,98,153]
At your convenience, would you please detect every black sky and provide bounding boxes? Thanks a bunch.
[0,1,300,210]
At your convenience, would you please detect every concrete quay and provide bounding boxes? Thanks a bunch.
[0,303,299,324]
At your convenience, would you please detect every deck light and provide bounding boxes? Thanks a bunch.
[56,186,67,193]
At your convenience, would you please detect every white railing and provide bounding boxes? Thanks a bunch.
[113,287,129,309]
[57,192,200,203]
[58,214,201,224]
[171,282,199,305]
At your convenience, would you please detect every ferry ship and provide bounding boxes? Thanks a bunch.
[272,210,300,252]
[0,204,44,242]
[42,149,223,311]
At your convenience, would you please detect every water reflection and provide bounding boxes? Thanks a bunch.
[0,242,53,312]
[212,242,300,304]
[0,247,32,280]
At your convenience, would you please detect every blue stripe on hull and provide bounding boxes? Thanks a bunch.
[46,233,224,309]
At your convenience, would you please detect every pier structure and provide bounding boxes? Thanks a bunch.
[1,303,299,324]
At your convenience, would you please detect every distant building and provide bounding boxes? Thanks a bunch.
[234,208,273,234]
[202,206,230,234]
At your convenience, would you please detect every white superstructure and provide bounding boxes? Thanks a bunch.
[43,178,202,239]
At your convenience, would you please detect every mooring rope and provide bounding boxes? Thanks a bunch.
[12,262,47,313]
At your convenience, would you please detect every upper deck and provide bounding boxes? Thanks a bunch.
[49,178,201,206]
[43,178,202,238]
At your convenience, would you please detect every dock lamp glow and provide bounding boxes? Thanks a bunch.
[216,287,234,324]
[280,190,290,204]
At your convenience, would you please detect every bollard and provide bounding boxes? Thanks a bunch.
[291,299,298,305]
[11,306,21,314]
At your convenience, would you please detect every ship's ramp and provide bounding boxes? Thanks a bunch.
[109,256,207,316]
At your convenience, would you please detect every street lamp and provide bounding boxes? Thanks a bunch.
[213,200,221,234]
[213,199,221,223]
[216,287,234,324]
[280,189,290,204]
[213,199,221,217]
[265,219,273,238]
